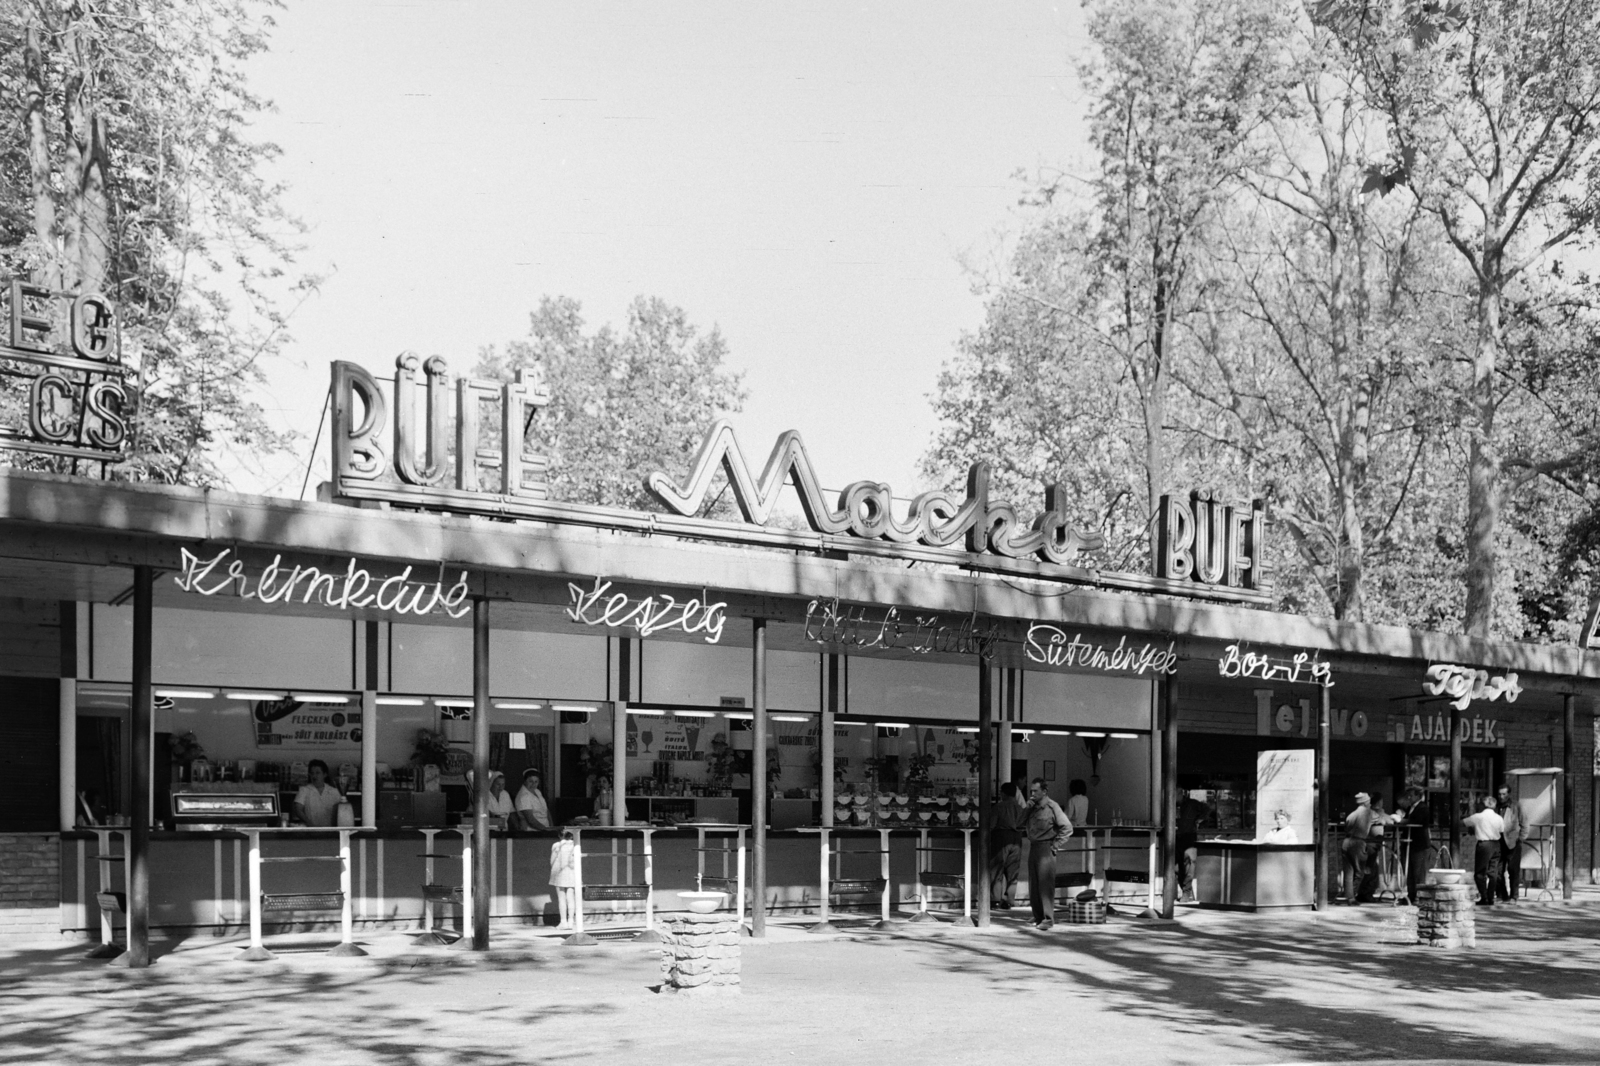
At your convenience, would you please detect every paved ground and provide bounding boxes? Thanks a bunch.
[3,900,1599,1066]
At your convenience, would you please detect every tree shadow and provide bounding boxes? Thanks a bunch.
[868,907,1600,1063]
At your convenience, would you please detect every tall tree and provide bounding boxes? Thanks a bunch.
[1322,0,1600,636]
[0,0,306,486]
[1073,0,1294,530]
[476,296,746,510]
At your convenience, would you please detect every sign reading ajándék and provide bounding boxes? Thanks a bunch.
[0,279,128,463]
[325,355,1271,605]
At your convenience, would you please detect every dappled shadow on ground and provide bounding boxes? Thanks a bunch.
[0,935,661,1066]
[875,906,1600,1063]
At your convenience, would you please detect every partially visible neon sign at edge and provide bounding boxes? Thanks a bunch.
[174,548,470,618]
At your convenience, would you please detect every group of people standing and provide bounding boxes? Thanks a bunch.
[1341,784,1523,906]
[988,778,1082,930]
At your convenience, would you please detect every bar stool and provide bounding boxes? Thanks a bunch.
[563,827,660,946]
[415,827,473,947]
[238,828,366,961]
[910,827,972,923]
[692,823,749,934]
[87,828,126,960]
[800,826,896,933]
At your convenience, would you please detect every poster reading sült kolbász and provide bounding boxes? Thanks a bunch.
[254,699,362,748]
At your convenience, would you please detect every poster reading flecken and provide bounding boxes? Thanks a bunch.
[255,701,362,748]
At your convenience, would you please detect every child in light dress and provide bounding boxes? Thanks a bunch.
[549,830,578,928]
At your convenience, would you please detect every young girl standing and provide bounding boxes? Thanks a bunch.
[549,830,578,928]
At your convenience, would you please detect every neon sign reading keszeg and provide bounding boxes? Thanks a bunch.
[565,577,727,643]
[174,548,470,618]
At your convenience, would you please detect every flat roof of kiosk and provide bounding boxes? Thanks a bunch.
[1,467,1596,686]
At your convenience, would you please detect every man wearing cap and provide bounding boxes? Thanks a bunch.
[513,769,551,831]
[1342,793,1375,904]
[1463,794,1505,906]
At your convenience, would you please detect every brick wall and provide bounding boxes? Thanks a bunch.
[0,832,61,940]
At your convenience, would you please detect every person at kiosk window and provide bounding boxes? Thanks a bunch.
[1022,778,1073,930]
[514,769,551,831]
[293,760,341,827]
[1259,809,1298,844]
[486,771,514,824]
[1064,779,1089,828]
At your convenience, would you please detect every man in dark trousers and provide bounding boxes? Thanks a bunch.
[988,781,1025,908]
[1022,778,1073,930]
[1394,788,1432,905]
[1496,783,1523,903]
[1463,794,1505,906]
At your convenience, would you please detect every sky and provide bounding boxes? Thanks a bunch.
[238,1,1092,500]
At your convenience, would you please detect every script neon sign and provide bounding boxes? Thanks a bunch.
[1423,664,1521,712]
[803,598,998,657]
[1024,624,1178,675]
[1218,643,1331,687]
[565,578,727,643]
[173,548,471,618]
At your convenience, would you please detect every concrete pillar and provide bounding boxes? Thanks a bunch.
[471,597,491,950]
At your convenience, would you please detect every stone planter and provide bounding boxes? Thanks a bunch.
[661,912,741,994]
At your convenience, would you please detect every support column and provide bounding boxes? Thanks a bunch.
[471,597,491,950]
[59,600,78,831]
[613,639,631,828]
[1160,673,1178,920]
[976,659,992,928]
[1449,704,1462,868]
[1316,682,1331,910]
[124,566,154,968]
[361,620,379,830]
[751,619,768,937]
[821,654,838,826]
[1564,693,1575,900]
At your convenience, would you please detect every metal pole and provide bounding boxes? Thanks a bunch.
[976,659,993,927]
[361,620,379,829]
[1564,693,1575,900]
[822,654,838,827]
[1449,704,1462,868]
[998,667,1014,787]
[752,618,768,937]
[1316,682,1331,910]
[613,639,631,828]
[1160,672,1178,919]
[59,601,77,832]
[125,566,153,968]
[471,597,491,950]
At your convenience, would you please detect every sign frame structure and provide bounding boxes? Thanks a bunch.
[0,278,129,465]
[326,355,1273,606]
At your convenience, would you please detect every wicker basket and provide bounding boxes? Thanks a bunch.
[1063,899,1106,925]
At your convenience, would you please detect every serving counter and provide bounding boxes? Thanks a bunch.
[1194,840,1315,911]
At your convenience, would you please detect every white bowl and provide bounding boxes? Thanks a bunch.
[934,797,950,807]
[678,891,726,914]
[894,794,909,805]
[1428,868,1466,886]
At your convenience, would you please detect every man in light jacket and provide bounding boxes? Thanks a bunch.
[1022,778,1073,930]
[1495,783,1523,903]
